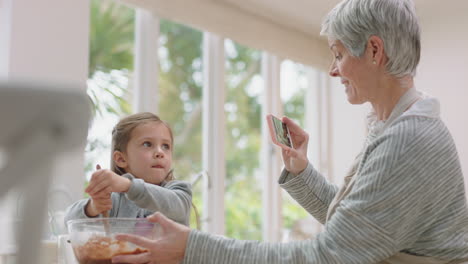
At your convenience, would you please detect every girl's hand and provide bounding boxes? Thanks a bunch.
[280,116,309,175]
[85,165,131,196]
[86,194,112,217]
[112,212,189,264]
[84,164,113,217]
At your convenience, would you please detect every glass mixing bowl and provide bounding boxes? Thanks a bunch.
[67,218,158,264]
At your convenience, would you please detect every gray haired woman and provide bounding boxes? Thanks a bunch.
[112,0,468,263]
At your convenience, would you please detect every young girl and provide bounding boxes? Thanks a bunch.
[65,112,192,226]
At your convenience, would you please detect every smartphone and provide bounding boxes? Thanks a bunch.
[266,114,293,148]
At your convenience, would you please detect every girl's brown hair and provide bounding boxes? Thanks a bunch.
[110,112,175,181]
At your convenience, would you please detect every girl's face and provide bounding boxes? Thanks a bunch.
[115,121,173,185]
[328,39,376,105]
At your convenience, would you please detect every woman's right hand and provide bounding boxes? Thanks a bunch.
[280,116,309,175]
[112,212,189,264]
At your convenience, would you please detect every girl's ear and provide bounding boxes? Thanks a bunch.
[113,151,128,169]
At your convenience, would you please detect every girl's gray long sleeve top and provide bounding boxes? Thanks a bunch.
[65,174,192,226]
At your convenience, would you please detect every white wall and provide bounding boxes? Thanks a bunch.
[415,1,468,192]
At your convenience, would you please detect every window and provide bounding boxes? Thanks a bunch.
[83,1,336,242]
[85,0,134,180]
[158,20,203,228]
[224,39,263,240]
[280,60,321,241]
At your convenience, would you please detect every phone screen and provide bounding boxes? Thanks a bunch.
[271,116,292,147]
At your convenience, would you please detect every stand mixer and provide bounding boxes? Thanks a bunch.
[0,81,90,264]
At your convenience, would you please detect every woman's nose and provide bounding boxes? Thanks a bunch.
[329,62,339,77]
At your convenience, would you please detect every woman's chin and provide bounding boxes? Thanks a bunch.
[346,95,364,105]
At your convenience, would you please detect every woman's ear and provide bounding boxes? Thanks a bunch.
[113,151,128,169]
[367,35,386,65]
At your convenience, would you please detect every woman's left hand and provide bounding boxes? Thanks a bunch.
[280,116,309,175]
[112,212,190,264]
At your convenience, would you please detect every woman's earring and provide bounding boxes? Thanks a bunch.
[372,60,377,65]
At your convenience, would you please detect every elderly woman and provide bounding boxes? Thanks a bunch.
[113,0,468,263]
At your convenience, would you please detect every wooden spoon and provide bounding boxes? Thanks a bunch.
[96,164,111,234]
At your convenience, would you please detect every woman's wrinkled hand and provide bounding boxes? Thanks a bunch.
[112,212,190,264]
[280,116,309,175]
